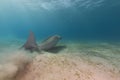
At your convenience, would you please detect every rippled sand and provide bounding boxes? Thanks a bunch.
[0,41,120,80]
[16,42,120,80]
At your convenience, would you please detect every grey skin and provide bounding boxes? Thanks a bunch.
[38,35,62,50]
[22,31,39,52]
[22,31,61,52]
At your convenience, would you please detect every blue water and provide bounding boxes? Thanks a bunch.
[0,1,120,80]
[0,0,120,41]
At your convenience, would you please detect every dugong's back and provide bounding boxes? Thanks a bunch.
[39,35,61,50]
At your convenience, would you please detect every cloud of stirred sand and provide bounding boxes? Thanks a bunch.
[0,50,34,80]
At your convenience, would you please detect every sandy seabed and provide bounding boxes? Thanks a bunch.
[0,41,120,80]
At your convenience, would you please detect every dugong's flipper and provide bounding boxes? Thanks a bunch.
[39,35,61,50]
[22,31,39,52]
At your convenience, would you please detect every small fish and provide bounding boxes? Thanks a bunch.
[39,35,62,51]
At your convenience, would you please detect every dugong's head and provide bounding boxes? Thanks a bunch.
[52,35,62,40]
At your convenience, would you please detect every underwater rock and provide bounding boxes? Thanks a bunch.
[39,35,62,51]
[22,31,39,52]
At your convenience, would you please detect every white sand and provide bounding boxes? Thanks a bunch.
[0,42,120,80]
[15,42,120,80]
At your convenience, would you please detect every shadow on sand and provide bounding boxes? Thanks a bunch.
[46,45,67,53]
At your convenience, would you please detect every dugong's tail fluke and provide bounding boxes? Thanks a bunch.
[22,31,39,52]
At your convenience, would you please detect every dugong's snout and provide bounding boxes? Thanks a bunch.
[55,35,62,40]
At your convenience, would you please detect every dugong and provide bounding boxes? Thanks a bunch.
[39,35,62,51]
[22,31,61,52]
[22,31,39,52]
